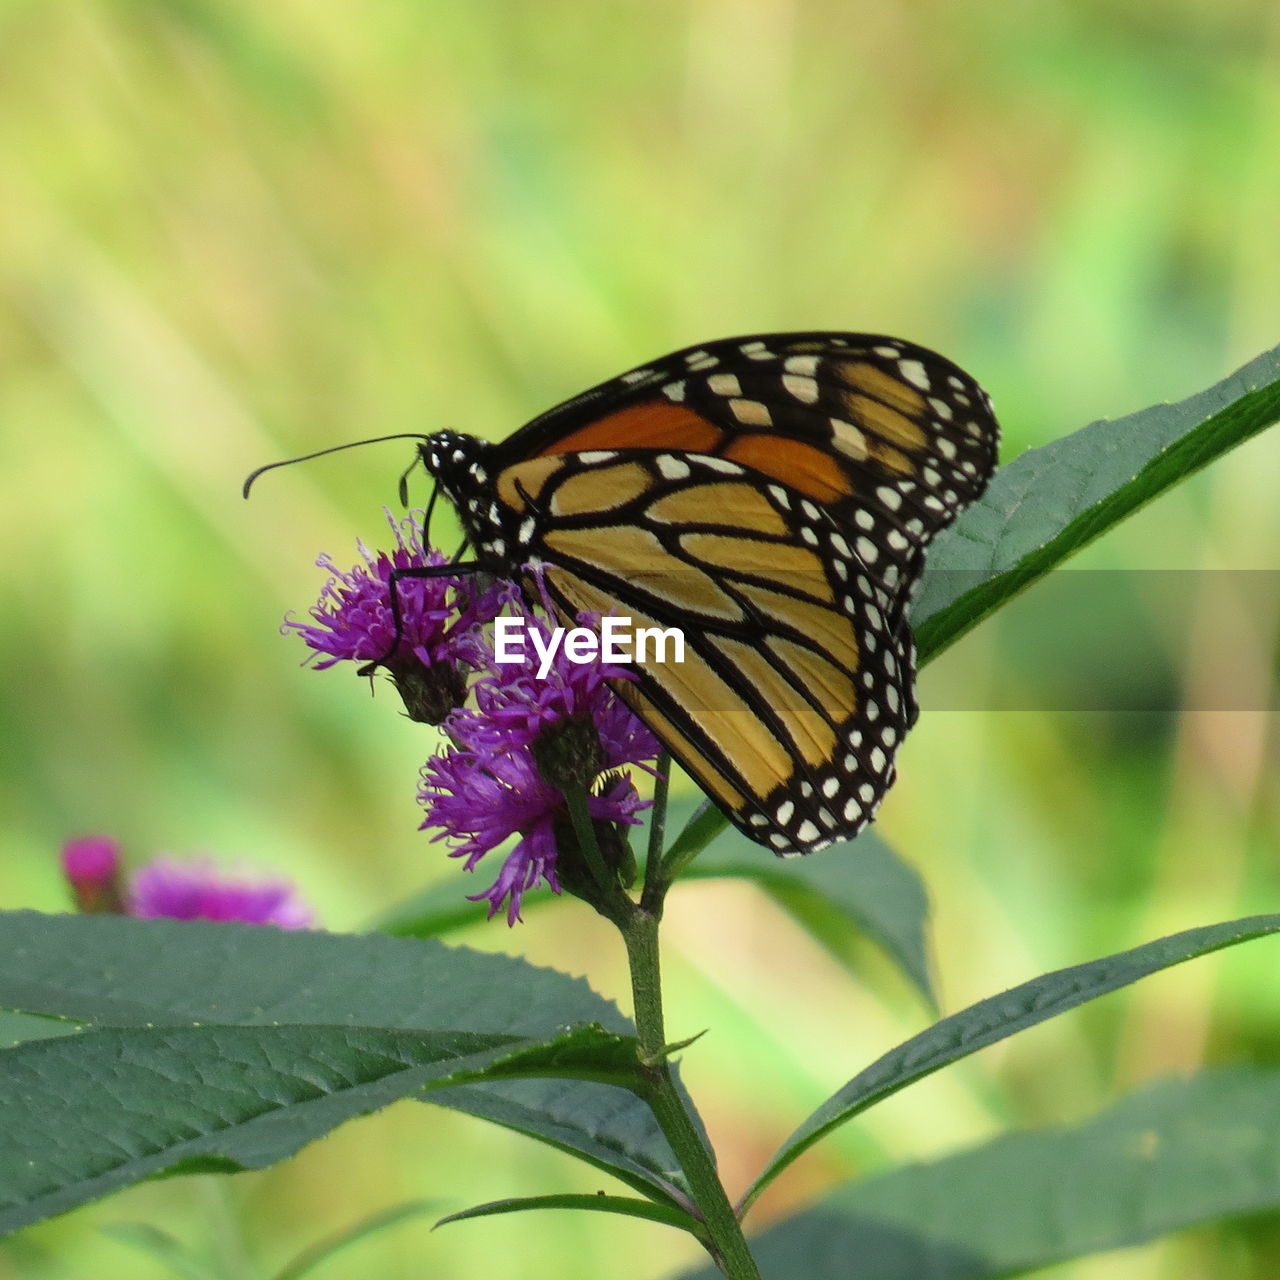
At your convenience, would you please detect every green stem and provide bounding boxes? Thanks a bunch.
[620,910,762,1280]
[563,784,613,894]
[642,753,671,911]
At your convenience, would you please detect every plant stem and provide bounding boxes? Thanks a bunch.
[642,754,672,912]
[563,784,613,893]
[620,909,762,1280]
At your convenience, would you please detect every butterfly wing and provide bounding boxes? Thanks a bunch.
[484,333,999,854]
[492,449,909,853]
[498,332,995,521]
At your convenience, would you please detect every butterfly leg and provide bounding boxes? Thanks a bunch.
[357,560,491,676]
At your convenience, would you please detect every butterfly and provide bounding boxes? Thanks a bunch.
[408,333,998,855]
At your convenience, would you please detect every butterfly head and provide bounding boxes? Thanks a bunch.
[417,431,510,561]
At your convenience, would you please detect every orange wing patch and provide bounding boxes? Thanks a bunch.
[537,402,724,456]
[722,434,852,503]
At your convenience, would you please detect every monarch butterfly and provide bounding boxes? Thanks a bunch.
[394,332,999,856]
[249,333,999,855]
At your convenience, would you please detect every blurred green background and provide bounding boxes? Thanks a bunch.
[2,2,1279,1277]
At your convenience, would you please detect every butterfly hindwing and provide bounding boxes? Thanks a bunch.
[497,448,917,853]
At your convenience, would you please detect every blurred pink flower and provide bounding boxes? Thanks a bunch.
[59,837,315,929]
[128,857,315,929]
[60,835,124,914]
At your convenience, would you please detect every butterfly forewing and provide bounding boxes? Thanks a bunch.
[501,332,996,530]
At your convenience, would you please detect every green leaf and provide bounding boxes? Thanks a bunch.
[0,1011,80,1048]
[435,1193,701,1236]
[914,341,1280,661]
[0,912,688,1212]
[661,800,729,872]
[465,1023,645,1087]
[271,1200,442,1280]
[745,913,1280,1211]
[680,1068,1280,1280]
[0,1024,524,1236]
[0,1021,649,1237]
[680,823,933,1008]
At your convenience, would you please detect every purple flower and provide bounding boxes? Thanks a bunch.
[61,835,124,914]
[129,857,315,929]
[419,611,660,924]
[286,510,506,723]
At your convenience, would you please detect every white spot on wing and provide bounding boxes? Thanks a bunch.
[898,359,930,390]
[697,456,745,474]
[784,354,821,376]
[782,374,820,403]
[830,420,868,461]
[707,372,742,396]
[730,398,772,426]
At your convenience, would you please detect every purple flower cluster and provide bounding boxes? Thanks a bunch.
[286,510,505,723]
[290,518,662,924]
[421,616,661,923]
[60,836,314,929]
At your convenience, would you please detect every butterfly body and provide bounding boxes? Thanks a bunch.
[417,333,999,856]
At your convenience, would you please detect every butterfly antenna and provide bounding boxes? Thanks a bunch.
[242,433,430,498]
